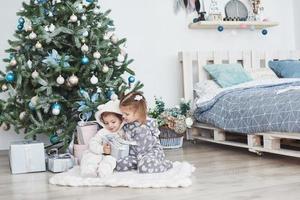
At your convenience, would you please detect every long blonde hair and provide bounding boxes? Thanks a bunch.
[120,92,147,124]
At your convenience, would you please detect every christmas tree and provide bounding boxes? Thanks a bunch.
[0,0,143,147]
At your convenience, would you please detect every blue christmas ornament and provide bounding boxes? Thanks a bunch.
[128,76,135,83]
[81,56,89,65]
[217,26,224,32]
[28,102,35,111]
[51,102,62,110]
[17,24,23,31]
[5,72,15,83]
[18,17,25,24]
[50,133,60,144]
[38,0,47,4]
[262,29,268,35]
[86,0,94,2]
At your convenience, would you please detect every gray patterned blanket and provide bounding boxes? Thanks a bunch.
[194,80,300,134]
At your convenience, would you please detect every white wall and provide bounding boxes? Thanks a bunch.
[0,0,297,149]
[294,0,300,49]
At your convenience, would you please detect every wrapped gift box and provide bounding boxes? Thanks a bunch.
[102,135,137,160]
[76,121,99,145]
[47,149,74,173]
[9,141,46,174]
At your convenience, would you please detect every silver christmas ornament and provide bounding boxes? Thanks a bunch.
[69,74,79,85]
[1,84,8,91]
[90,75,98,85]
[102,65,109,73]
[35,41,42,49]
[81,44,89,52]
[56,75,65,85]
[29,32,37,40]
[81,15,87,21]
[19,111,26,120]
[117,54,125,62]
[111,34,119,44]
[31,70,39,79]
[52,108,60,115]
[93,51,101,59]
[70,14,78,22]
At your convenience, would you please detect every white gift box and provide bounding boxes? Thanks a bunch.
[47,149,74,173]
[9,141,46,174]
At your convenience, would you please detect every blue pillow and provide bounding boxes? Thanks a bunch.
[203,63,253,88]
[268,60,300,78]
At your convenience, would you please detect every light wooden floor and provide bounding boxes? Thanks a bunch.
[1,141,300,200]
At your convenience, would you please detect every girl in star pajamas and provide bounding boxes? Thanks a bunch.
[115,92,173,173]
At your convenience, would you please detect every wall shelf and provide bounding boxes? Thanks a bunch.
[189,21,279,29]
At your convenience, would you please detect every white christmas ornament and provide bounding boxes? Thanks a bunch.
[81,15,87,21]
[1,84,8,91]
[52,108,60,115]
[56,75,65,85]
[31,70,39,79]
[81,44,89,52]
[19,111,26,120]
[10,59,17,66]
[111,34,119,44]
[49,23,56,32]
[93,51,101,59]
[69,74,79,85]
[185,117,194,128]
[93,7,101,15]
[70,14,78,22]
[102,65,109,73]
[29,32,37,40]
[82,30,89,37]
[90,75,98,85]
[117,54,125,62]
[35,41,42,49]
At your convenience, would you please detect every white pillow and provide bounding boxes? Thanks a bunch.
[194,80,221,103]
[246,67,278,80]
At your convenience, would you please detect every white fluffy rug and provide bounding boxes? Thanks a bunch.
[49,161,195,188]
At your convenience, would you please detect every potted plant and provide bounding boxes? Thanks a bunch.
[149,97,194,149]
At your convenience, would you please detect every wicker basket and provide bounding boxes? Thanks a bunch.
[159,126,183,149]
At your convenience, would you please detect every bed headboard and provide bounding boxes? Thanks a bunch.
[178,50,300,101]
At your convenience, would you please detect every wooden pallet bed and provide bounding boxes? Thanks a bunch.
[178,50,300,157]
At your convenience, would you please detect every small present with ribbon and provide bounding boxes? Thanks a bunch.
[9,140,46,174]
[76,113,99,145]
[47,148,75,173]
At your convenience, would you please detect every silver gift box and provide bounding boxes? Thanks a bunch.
[9,140,46,174]
[102,135,137,160]
[47,150,74,173]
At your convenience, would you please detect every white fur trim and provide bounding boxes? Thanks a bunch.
[49,161,195,188]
